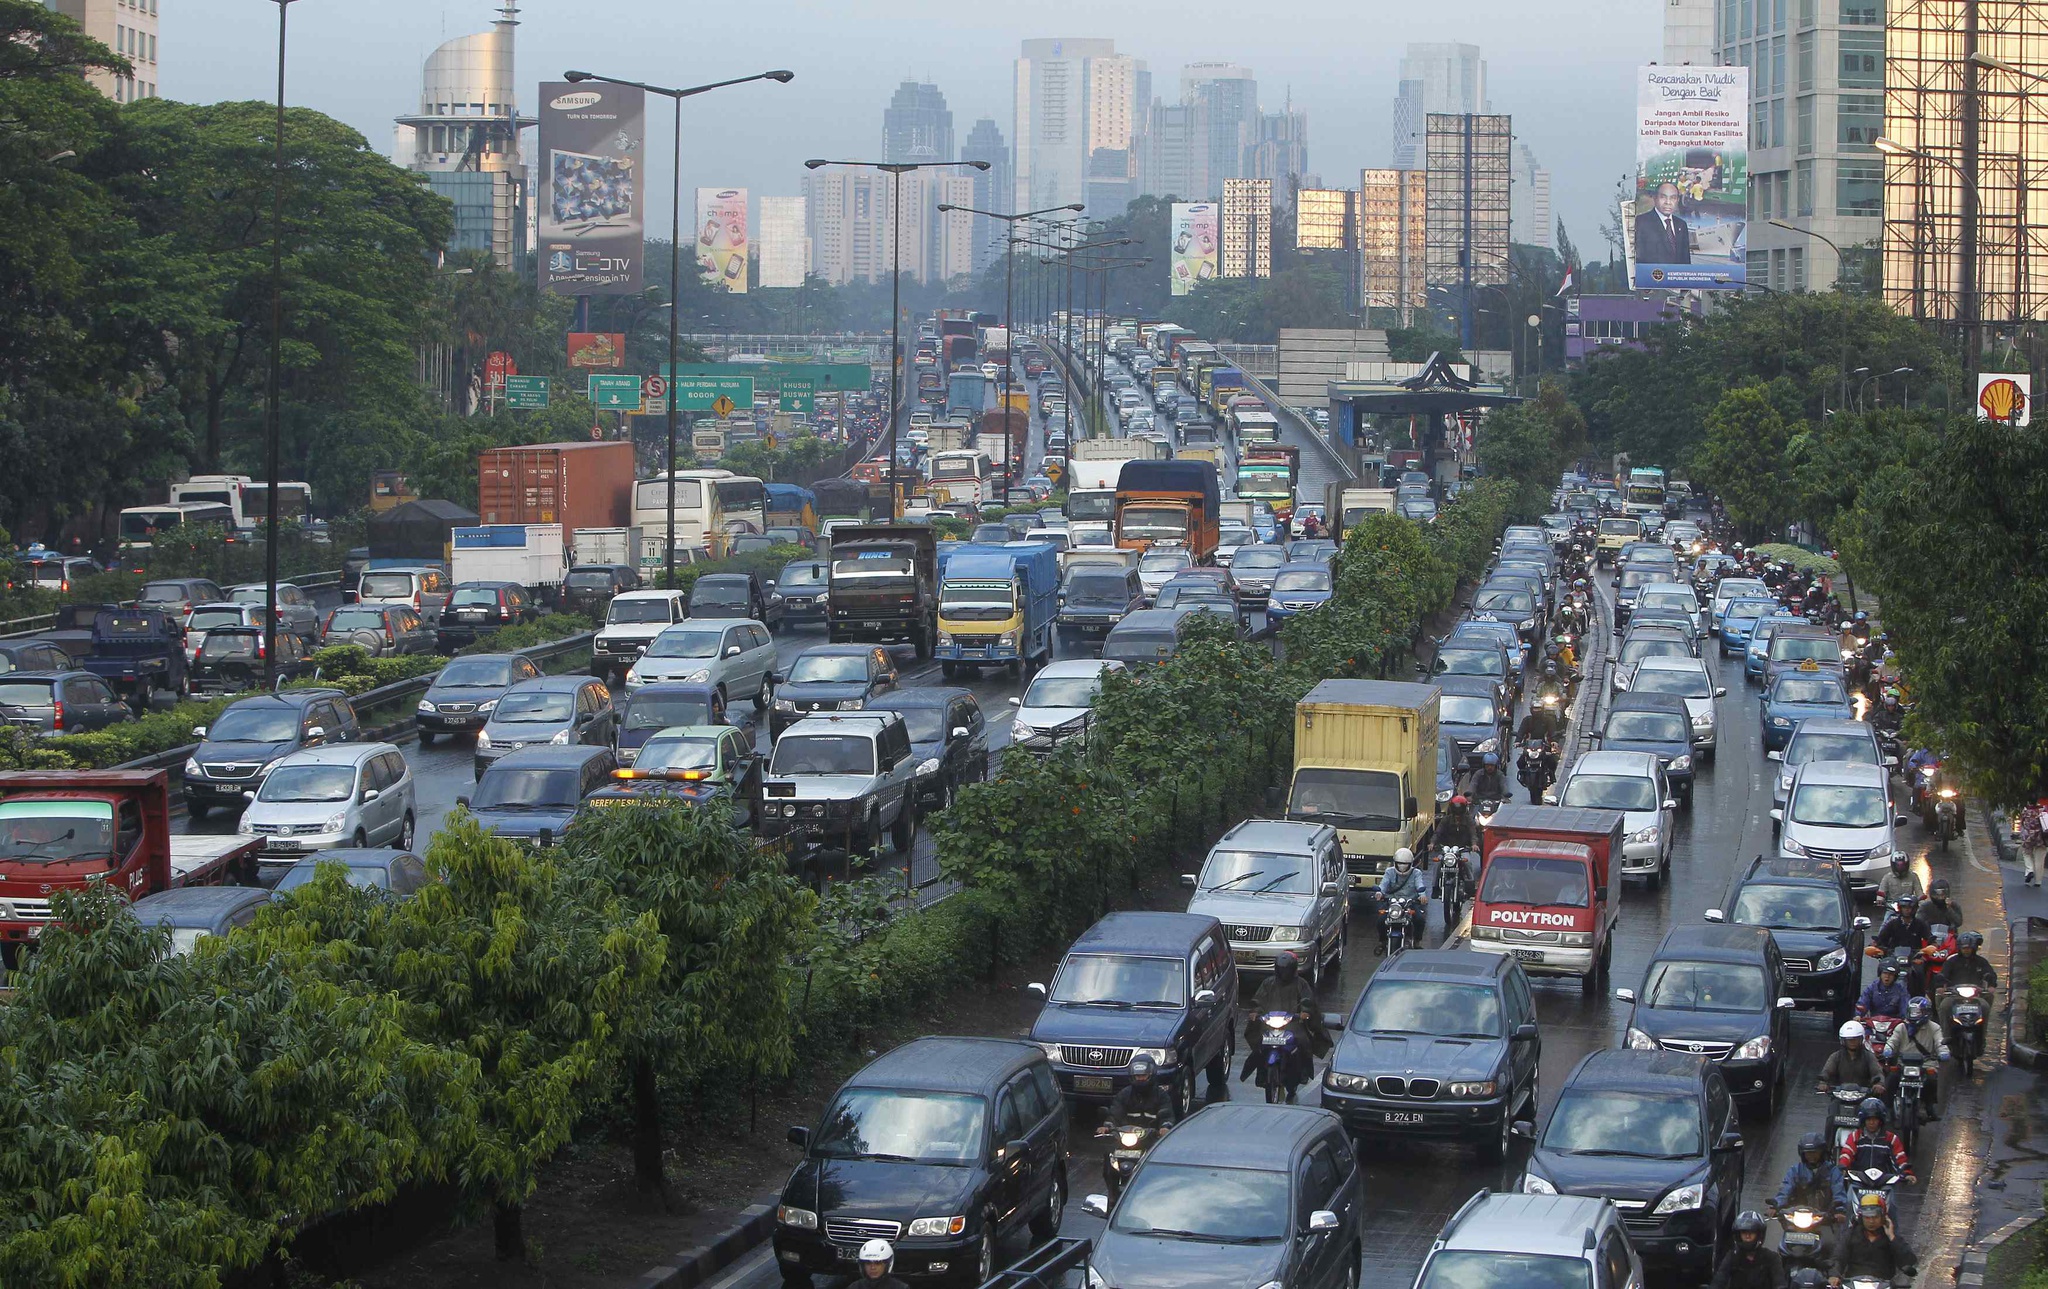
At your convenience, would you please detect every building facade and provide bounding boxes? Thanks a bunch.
[961,118,1014,272]
[48,0,158,101]
[1221,178,1273,278]
[1247,105,1310,187]
[1425,113,1513,343]
[757,195,809,289]
[1392,43,1487,168]
[1014,38,1123,212]
[1511,142,1554,250]
[1665,0,1718,64]
[883,81,955,165]
[391,2,533,268]
[803,169,973,286]
[1138,99,1209,201]
[1182,62,1259,187]
[1360,169,1428,322]
[1564,294,1675,365]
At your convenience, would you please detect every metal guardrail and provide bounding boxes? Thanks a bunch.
[0,568,347,641]
[1237,369,1356,484]
[975,1237,1091,1289]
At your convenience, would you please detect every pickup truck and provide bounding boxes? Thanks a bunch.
[84,607,189,709]
[34,602,118,665]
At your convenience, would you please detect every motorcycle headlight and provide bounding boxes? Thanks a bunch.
[1920,766,1936,780]
[1447,1079,1497,1098]
[774,699,796,712]
[1817,947,1849,972]
[417,700,437,714]
[1625,1027,1658,1050]
[1669,754,1692,773]
[777,1205,818,1230]
[1522,1172,1558,1196]
[322,813,349,834]
[907,1215,966,1237]
[1784,1209,1823,1231]
[1734,1034,1773,1060]
[1323,1070,1371,1092]
[916,757,942,777]
[183,757,201,776]
[1628,825,1661,845]
[1117,1128,1144,1148]
[476,730,492,748]
[1652,1183,1704,1215]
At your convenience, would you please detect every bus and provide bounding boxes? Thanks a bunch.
[1235,461,1296,519]
[713,474,768,535]
[117,501,236,553]
[631,472,728,565]
[169,475,313,529]
[928,449,996,506]
[1624,466,1667,518]
[241,480,314,526]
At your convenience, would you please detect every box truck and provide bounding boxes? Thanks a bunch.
[1286,680,1440,896]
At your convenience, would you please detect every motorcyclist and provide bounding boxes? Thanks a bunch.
[1855,958,1909,1023]
[1437,794,1475,850]
[1767,1132,1850,1224]
[1837,1098,1916,1184]
[1106,1054,1177,1130]
[1868,897,1925,964]
[1471,751,1508,804]
[1817,1021,1885,1093]
[1883,995,1944,1120]
[855,1239,911,1289]
[1912,922,1958,998]
[1938,929,1998,1029]
[1711,1210,1787,1289]
[1875,855,1923,908]
[1920,877,1965,933]
[1377,848,1427,954]
[1241,950,1330,1083]
[1517,740,1554,805]
[1829,1193,1917,1287]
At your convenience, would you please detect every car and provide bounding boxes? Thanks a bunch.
[1056,563,1145,647]
[321,603,434,656]
[1182,819,1348,985]
[238,741,417,860]
[1436,674,1509,767]
[1082,1103,1363,1289]
[1774,759,1908,896]
[765,525,816,550]
[773,643,900,739]
[1429,639,1515,703]
[688,572,785,631]
[970,522,1011,545]
[1634,581,1704,638]
[1769,717,1888,816]
[1026,911,1239,1116]
[128,885,273,955]
[1320,950,1541,1157]
[774,1037,1068,1289]
[583,723,763,825]
[269,847,430,901]
[14,552,101,593]
[1744,611,1812,681]
[1448,618,1530,693]
[461,743,618,843]
[1593,692,1695,807]
[1102,607,1203,668]
[1611,627,1697,693]
[1617,922,1796,1113]
[1762,625,1845,687]
[226,582,320,644]
[435,581,538,651]
[184,601,276,666]
[1714,597,1777,656]
[416,652,543,745]
[776,557,831,624]
[1710,854,1868,1025]
[1413,1192,1642,1289]
[1470,584,1541,641]
[1136,548,1192,601]
[591,589,689,681]
[869,688,988,812]
[1152,579,1246,634]
[0,641,73,676]
[757,711,919,854]
[183,689,361,818]
[562,563,642,618]
[1709,578,1770,630]
[473,675,619,777]
[1009,659,1123,755]
[0,669,134,734]
[137,577,226,618]
[613,681,738,766]
[625,618,778,709]
[1229,546,1289,607]
[1399,499,1439,523]
[1263,563,1334,624]
[1549,749,1676,886]
[1760,670,1856,751]
[1624,655,1724,760]
[353,565,449,621]
[191,625,314,691]
[1515,1050,1745,1278]
[1283,539,1337,564]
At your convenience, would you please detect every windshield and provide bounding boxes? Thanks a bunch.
[1543,1089,1701,1158]
[1599,519,1641,536]
[437,658,515,688]
[832,552,916,579]
[1198,849,1316,895]
[450,588,501,608]
[208,707,299,742]
[1063,573,1130,604]
[1787,732,1877,766]
[1353,980,1502,1038]
[186,608,247,631]
[1049,953,1187,1007]
[779,562,827,589]
[1022,674,1104,710]
[564,570,614,590]
[940,583,1017,622]
[1479,854,1589,907]
[258,764,357,802]
[1632,667,1710,698]
[1124,507,1192,541]
[274,861,393,893]
[1790,783,1889,827]
[1771,635,1842,664]
[1436,648,1504,678]
[647,628,724,659]
[1605,711,1688,743]
[493,691,575,723]
[1621,568,1676,589]
[1472,589,1533,616]
[609,599,677,624]
[1418,1252,1590,1289]
[634,479,705,511]
[1139,551,1192,574]
[771,735,875,776]
[1644,959,1769,1012]
[358,573,416,599]
[1724,598,1774,622]
[1110,1164,1289,1243]
[1560,773,1658,811]
[1234,548,1287,572]
[788,654,870,683]
[1773,678,1848,705]
[1440,695,1498,727]
[1272,569,1332,593]
[812,1089,985,1165]
[0,800,113,862]
[326,609,391,631]
[1732,883,1843,930]
[0,681,55,707]
[472,767,581,809]
[1620,638,1691,667]
[623,696,716,731]
[1287,768,1402,830]
[636,736,720,773]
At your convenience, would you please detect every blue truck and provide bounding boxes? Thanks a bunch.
[945,369,987,420]
[934,541,1059,678]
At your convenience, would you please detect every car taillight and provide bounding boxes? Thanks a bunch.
[385,628,395,645]
[52,700,64,731]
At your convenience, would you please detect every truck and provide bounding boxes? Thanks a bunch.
[933,541,1059,678]
[691,424,727,456]
[452,523,568,593]
[981,326,1011,362]
[1219,500,1254,530]
[0,769,262,964]
[826,524,939,657]
[476,442,635,535]
[1114,459,1221,561]
[979,409,1027,478]
[1176,447,1226,492]
[1284,679,1440,899]
[1205,366,1247,413]
[929,419,973,453]
[1066,438,1163,519]
[946,369,987,420]
[1324,484,1400,538]
[1235,458,1296,522]
[1469,803,1626,993]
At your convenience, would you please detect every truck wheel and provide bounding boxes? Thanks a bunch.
[942,662,958,680]
[913,628,931,661]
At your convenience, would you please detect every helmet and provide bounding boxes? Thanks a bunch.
[1484,752,1500,766]
[1273,950,1300,983]
[1878,958,1901,980]
[1543,660,1559,676]
[1797,1131,1827,1163]
[858,1239,896,1272]
[1929,878,1952,900]
[1887,950,1913,976]
[1855,610,1869,622]
[1838,1020,1866,1042]
[1451,794,1469,807]
[1858,1192,1888,1219]
[1733,1210,1767,1242]
[1906,996,1932,1022]
[1858,1097,1888,1126]
[1959,930,1984,952]
[1129,1054,1156,1084]
[1895,894,1920,917]
[1394,847,1415,871]
[1890,854,1910,873]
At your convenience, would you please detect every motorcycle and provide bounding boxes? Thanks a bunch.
[1842,1156,1905,1225]
[1892,1053,1933,1154]
[1436,846,1475,929]
[1255,1010,1310,1104]
[1909,761,1942,825]
[1934,786,1960,850]
[1379,893,1423,956]
[1475,798,1503,829]
[1096,1120,1160,1201]
[1945,984,1991,1078]
[1517,750,1553,806]
[1823,1083,1873,1153]
[1773,1205,1833,1274]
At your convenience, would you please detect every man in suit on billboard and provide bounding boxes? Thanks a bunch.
[1634,182,1692,264]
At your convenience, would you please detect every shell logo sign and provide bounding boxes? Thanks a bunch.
[1977,373,2031,427]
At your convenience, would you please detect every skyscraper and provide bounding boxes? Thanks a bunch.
[1137,99,1209,201]
[1015,38,1140,213]
[758,196,809,289]
[1663,0,1717,65]
[1391,43,1487,168]
[1511,142,1554,251]
[883,81,955,165]
[1360,168,1428,323]
[391,2,533,268]
[1247,105,1310,188]
[1183,62,1259,184]
[961,118,1014,272]
[1222,178,1273,278]
[47,0,160,101]
[802,169,971,287]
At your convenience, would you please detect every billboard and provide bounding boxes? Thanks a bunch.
[1978,372,2032,425]
[567,332,626,369]
[1296,188,1356,251]
[1630,66,1749,289]
[695,187,750,294]
[1169,202,1219,296]
[538,81,646,296]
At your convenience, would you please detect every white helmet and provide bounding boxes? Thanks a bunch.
[1393,847,1415,870]
[1838,1020,1866,1042]
[858,1239,895,1272]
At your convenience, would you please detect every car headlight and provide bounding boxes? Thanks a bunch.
[1780,835,1807,855]
[777,1205,818,1230]
[1437,789,1454,804]
[907,1215,966,1237]
[1669,754,1692,773]
[916,757,942,777]
[1692,712,1714,727]
[1628,825,1660,845]
[1519,618,1535,631]
[476,730,492,748]
[684,669,711,683]
[1625,1027,1658,1050]
[1447,1079,1498,1098]
[1522,1172,1558,1196]
[1734,1034,1773,1060]
[625,669,642,685]
[839,698,866,711]
[1324,1070,1371,1092]
[773,697,795,711]
[1652,1183,1704,1215]
[1264,926,1302,942]
[322,813,349,834]
[184,757,201,776]
[1817,947,1849,972]
[1132,1048,1172,1066]
[1779,775,1793,792]
[417,700,437,714]
[1770,715,1792,727]
[236,815,255,836]
[1087,1266,1109,1289]
[1867,842,1893,861]
[1039,1043,1064,1061]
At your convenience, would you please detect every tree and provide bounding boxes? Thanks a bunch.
[1691,382,1802,539]
[1475,380,1582,510]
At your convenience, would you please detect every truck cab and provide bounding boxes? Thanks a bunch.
[826,525,938,658]
[935,542,1059,678]
[1468,803,1626,994]
[1284,679,1440,896]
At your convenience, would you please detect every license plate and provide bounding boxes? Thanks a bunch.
[202,782,242,793]
[1233,949,1259,964]
[836,1246,861,1263]
[1111,1149,1144,1162]
[1510,948,1545,963]
[1383,1111,1425,1125]
[267,839,303,852]
[1261,1031,1290,1047]
[862,621,881,628]
[1074,1075,1113,1094]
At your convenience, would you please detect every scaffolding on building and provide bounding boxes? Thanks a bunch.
[1425,113,1512,345]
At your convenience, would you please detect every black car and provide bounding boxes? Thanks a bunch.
[1056,563,1145,646]
[1515,1050,1745,1278]
[1027,912,1238,1116]
[1434,674,1508,768]
[1709,855,1868,1025]
[191,625,313,691]
[1593,692,1696,806]
[869,687,988,811]
[0,669,135,734]
[459,744,617,845]
[772,643,899,739]
[1615,922,1795,1112]
[0,640,73,675]
[775,1037,1068,1287]
[435,580,537,651]
[563,563,641,618]
[688,572,783,630]
[182,689,361,818]
[1320,950,1540,1158]
[777,558,831,624]
[416,652,543,745]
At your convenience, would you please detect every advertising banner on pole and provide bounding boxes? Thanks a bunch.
[1977,373,2032,426]
[567,332,627,369]
[1168,202,1219,296]
[695,187,750,294]
[1631,66,1749,289]
[538,80,646,296]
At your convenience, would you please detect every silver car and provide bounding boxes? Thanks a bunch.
[1624,655,1726,760]
[1775,759,1906,896]
[238,742,416,866]
[624,618,777,706]
[1768,718,1889,818]
[1183,819,1347,985]
[1549,749,1676,886]
[1010,658,1124,754]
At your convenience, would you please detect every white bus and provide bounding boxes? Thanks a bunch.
[711,473,768,535]
[117,501,237,552]
[631,472,729,565]
[928,450,996,506]
[168,475,314,529]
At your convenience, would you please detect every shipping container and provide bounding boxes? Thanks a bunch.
[476,442,634,539]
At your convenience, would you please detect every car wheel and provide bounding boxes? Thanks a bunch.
[187,800,211,821]
[418,729,436,748]
[891,800,916,853]
[1483,1102,1514,1160]
[1340,1250,1360,1289]
[942,662,958,680]
[963,1227,996,1289]
[399,812,415,851]
[351,828,367,848]
[780,1271,812,1289]
[938,775,956,814]
[1029,1170,1065,1240]
[755,673,772,712]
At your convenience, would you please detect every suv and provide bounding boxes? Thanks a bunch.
[772,643,899,739]
[562,564,640,618]
[320,604,433,656]
[1027,911,1239,1118]
[869,688,987,813]
[435,581,537,651]
[226,582,321,644]
[354,565,449,621]
[137,578,226,617]
[759,712,918,854]
[775,1037,1068,1288]
[1083,1103,1363,1289]
[1709,855,1868,1025]
[776,558,831,624]
[592,590,688,681]
[1774,759,1907,896]
[473,675,618,777]
[1623,655,1724,761]
[183,689,362,818]
[461,744,617,844]
[1414,1193,1641,1289]
[688,572,785,630]
[1769,717,1888,817]
[0,670,134,733]
[1616,923,1795,1112]
[1183,819,1347,986]
[1321,950,1541,1159]
[626,619,777,706]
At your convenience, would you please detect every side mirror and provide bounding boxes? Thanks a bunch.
[1008,696,1021,707]
[636,644,649,655]
[1895,815,1911,827]
[1510,1120,1535,1139]
[1587,732,1602,744]
[1414,661,1427,674]
[1193,988,1217,1005]
[1321,880,1341,896]
[1594,886,1608,903]
[1662,798,1678,811]
[1026,982,1047,998]
[191,725,208,738]
[1777,997,1798,1010]
[1614,987,1637,1003]
[456,794,470,808]
[1405,796,1419,819]
[1883,755,1898,767]
[1307,1210,1341,1234]
[999,1138,1028,1164]
[1083,1194,1110,1218]
[1714,1132,1745,1154]
[1714,687,1727,697]
[1854,915,1872,930]
[1765,749,1783,762]
[1512,1023,1539,1042]
[951,726,969,740]
[1704,907,1726,923]
[1769,808,1783,822]
[725,645,742,657]
[362,787,381,802]
[305,726,325,742]
[1180,873,1197,888]
[787,1125,811,1149]
[765,579,776,588]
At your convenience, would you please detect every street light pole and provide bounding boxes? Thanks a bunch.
[261,0,296,687]
[1766,217,1856,410]
[565,68,794,586]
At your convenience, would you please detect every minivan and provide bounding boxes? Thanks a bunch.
[239,742,416,863]
[1773,759,1907,896]
[1102,607,1202,668]
[353,566,448,621]
[1028,911,1238,1117]
[1413,1193,1641,1289]
[1769,717,1888,816]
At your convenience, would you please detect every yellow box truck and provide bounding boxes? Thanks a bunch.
[1285,679,1440,897]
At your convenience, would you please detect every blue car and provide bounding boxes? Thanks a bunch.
[1263,561,1333,623]
[1760,671,1856,751]
[613,681,741,766]
[460,744,617,844]
[1744,612,1810,682]
[1716,596,1778,656]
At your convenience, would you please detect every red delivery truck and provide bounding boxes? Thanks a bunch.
[476,441,635,535]
[1469,803,1626,995]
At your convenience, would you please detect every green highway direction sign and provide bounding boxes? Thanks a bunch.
[587,373,643,411]
[501,375,551,409]
[779,378,816,414]
[665,362,871,397]
[667,374,755,412]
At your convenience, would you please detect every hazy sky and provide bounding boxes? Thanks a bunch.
[166,0,1657,259]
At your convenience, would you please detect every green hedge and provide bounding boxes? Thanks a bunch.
[453,612,594,656]
[0,691,246,771]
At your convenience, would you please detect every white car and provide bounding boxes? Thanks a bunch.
[238,742,416,861]
[1137,548,1193,600]
[1549,749,1676,886]
[1633,582,1705,637]
[1008,658,1124,754]
[623,618,778,706]
[1710,577,1771,629]
[1626,655,1727,760]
